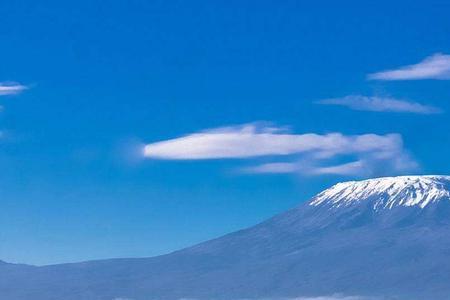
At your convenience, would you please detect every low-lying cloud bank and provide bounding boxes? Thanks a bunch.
[256,297,378,300]
[144,123,418,177]
[176,295,383,300]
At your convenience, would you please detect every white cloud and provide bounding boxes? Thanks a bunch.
[144,124,403,160]
[0,82,27,95]
[310,161,366,176]
[246,151,418,177]
[368,53,450,80]
[307,153,418,176]
[316,95,442,114]
[144,123,418,177]
[242,162,299,174]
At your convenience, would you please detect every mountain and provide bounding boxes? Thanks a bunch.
[2,175,450,300]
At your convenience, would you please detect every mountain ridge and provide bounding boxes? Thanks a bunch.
[1,175,450,300]
[310,175,450,210]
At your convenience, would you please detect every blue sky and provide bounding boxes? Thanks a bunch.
[1,0,449,265]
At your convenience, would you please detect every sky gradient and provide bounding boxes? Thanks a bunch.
[1,0,450,265]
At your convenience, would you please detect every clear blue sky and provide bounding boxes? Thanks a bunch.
[1,0,449,265]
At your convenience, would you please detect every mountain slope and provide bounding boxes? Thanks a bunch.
[2,175,450,300]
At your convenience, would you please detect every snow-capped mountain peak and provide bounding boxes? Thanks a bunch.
[310,175,450,210]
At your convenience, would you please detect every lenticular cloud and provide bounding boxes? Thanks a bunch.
[144,123,418,176]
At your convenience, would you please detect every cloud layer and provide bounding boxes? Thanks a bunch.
[316,95,442,114]
[144,123,418,177]
[260,297,375,300]
[145,124,403,160]
[177,296,379,300]
[368,53,450,80]
[0,82,27,95]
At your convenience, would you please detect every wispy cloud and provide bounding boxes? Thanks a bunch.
[242,162,299,174]
[0,82,27,95]
[144,123,418,177]
[0,81,27,139]
[307,161,366,176]
[244,152,417,177]
[368,53,450,80]
[316,95,442,114]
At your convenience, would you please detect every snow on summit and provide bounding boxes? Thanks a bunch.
[310,175,450,210]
